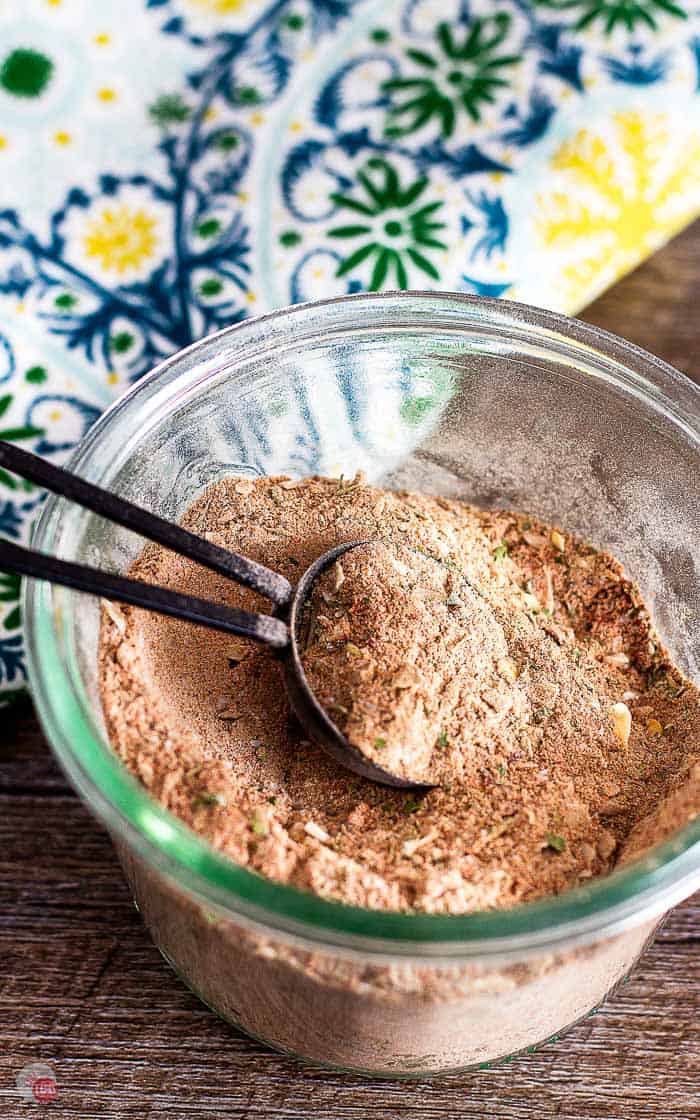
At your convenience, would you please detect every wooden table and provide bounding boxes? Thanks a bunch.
[2,226,699,1118]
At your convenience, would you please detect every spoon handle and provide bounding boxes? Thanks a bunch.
[0,536,289,648]
[0,440,292,607]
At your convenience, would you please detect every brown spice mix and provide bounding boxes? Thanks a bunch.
[99,475,700,914]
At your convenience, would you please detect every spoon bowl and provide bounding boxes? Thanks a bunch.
[282,540,433,791]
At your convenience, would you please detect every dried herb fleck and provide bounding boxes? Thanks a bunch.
[250,812,268,836]
[532,707,551,725]
[193,791,226,809]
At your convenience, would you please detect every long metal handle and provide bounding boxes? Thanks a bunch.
[0,537,289,648]
[0,440,292,606]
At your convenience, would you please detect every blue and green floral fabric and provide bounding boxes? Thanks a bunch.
[1,0,699,700]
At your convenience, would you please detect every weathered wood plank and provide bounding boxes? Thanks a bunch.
[583,220,700,383]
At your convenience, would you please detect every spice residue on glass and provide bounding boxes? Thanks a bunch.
[99,475,700,915]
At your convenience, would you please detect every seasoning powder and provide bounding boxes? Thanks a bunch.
[99,476,700,915]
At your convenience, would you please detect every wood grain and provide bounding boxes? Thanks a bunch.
[2,223,699,1118]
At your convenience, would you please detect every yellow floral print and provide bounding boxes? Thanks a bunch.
[84,205,159,275]
[537,112,700,310]
[186,0,248,13]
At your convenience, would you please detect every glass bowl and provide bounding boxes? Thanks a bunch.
[25,292,700,1076]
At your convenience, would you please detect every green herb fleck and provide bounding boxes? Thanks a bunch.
[493,542,509,560]
[545,832,566,853]
[437,729,449,749]
[403,799,421,815]
[193,791,226,809]
[250,812,268,836]
[374,737,387,750]
[328,701,349,717]
[532,706,551,725]
[497,763,507,780]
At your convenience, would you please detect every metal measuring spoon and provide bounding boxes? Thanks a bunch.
[0,440,429,791]
[279,540,434,791]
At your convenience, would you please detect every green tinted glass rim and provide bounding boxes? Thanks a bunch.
[24,292,700,955]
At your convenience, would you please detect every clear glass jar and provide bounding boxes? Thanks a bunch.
[25,293,700,1076]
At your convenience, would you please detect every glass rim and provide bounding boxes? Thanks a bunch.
[24,291,700,958]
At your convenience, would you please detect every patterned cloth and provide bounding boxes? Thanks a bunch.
[1,0,699,702]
